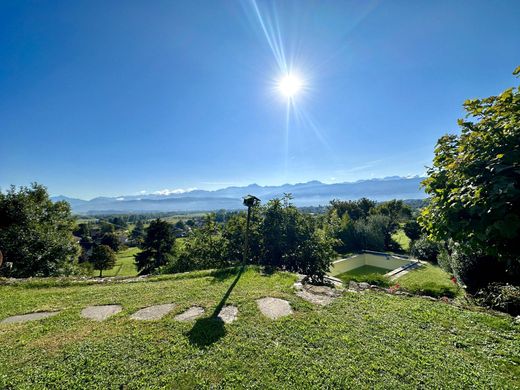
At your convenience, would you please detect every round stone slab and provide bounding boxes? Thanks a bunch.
[174,306,205,322]
[81,305,122,321]
[130,304,176,321]
[217,305,238,324]
[256,297,293,320]
[1,311,60,324]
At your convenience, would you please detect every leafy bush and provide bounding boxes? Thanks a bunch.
[474,283,520,316]
[403,281,457,298]
[411,237,441,263]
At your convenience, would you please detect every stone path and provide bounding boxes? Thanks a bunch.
[256,297,293,319]
[0,311,60,324]
[81,305,122,321]
[174,306,205,322]
[131,304,176,321]
[217,305,238,324]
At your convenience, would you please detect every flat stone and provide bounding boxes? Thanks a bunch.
[296,290,334,306]
[348,281,359,290]
[1,311,60,324]
[174,306,205,322]
[217,305,238,324]
[130,303,176,321]
[81,305,122,321]
[256,297,293,320]
[359,282,370,289]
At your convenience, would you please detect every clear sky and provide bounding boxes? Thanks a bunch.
[1,0,519,199]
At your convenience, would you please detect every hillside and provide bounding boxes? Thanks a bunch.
[0,268,518,388]
[51,176,427,214]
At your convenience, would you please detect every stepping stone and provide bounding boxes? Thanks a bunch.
[174,306,205,322]
[295,284,343,306]
[1,311,60,324]
[131,303,176,321]
[81,305,122,321]
[256,297,293,320]
[217,305,238,324]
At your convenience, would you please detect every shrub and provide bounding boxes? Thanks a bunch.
[403,281,457,298]
[410,237,441,263]
[340,272,390,287]
[474,283,520,316]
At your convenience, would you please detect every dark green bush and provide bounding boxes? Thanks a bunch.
[411,237,441,263]
[474,283,520,316]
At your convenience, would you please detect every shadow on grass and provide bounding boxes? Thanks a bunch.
[187,265,244,348]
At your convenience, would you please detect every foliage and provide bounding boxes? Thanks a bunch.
[329,199,411,253]
[0,183,80,277]
[474,283,520,316]
[135,219,176,274]
[420,68,520,289]
[222,210,262,263]
[336,270,391,287]
[89,244,117,277]
[410,236,441,263]
[129,220,146,246]
[404,220,422,241]
[170,214,229,273]
[100,232,121,252]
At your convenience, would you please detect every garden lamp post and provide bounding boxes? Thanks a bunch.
[242,195,260,265]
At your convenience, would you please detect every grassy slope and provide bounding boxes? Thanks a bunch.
[0,268,518,388]
[397,263,461,298]
[101,247,141,278]
[392,228,411,252]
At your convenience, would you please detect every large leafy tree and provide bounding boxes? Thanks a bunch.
[0,183,80,277]
[420,67,520,286]
[90,244,117,277]
[135,219,176,274]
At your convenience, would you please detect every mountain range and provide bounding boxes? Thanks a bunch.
[52,176,427,214]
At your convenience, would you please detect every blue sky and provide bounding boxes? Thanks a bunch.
[1,0,519,199]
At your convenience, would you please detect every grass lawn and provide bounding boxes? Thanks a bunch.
[392,228,411,252]
[1,267,518,388]
[336,266,391,287]
[396,263,462,298]
[101,247,140,277]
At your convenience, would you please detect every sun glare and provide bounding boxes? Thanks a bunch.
[277,74,304,98]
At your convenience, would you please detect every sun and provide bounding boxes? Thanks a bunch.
[277,73,304,98]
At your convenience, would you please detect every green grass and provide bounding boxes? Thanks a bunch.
[392,228,411,252]
[101,247,140,277]
[396,263,461,298]
[0,267,518,388]
[336,265,391,287]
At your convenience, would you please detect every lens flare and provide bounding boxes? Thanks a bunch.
[277,74,303,98]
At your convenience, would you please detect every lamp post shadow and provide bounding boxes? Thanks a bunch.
[187,265,245,348]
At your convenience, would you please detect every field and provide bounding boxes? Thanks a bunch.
[0,267,518,388]
[98,247,140,278]
[392,228,411,252]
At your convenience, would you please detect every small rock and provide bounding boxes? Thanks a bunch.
[421,295,437,301]
[348,281,359,290]
[358,282,370,290]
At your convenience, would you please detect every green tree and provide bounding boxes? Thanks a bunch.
[130,220,146,246]
[90,244,117,277]
[420,66,520,290]
[100,232,121,252]
[0,183,80,277]
[404,220,422,241]
[135,219,176,274]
